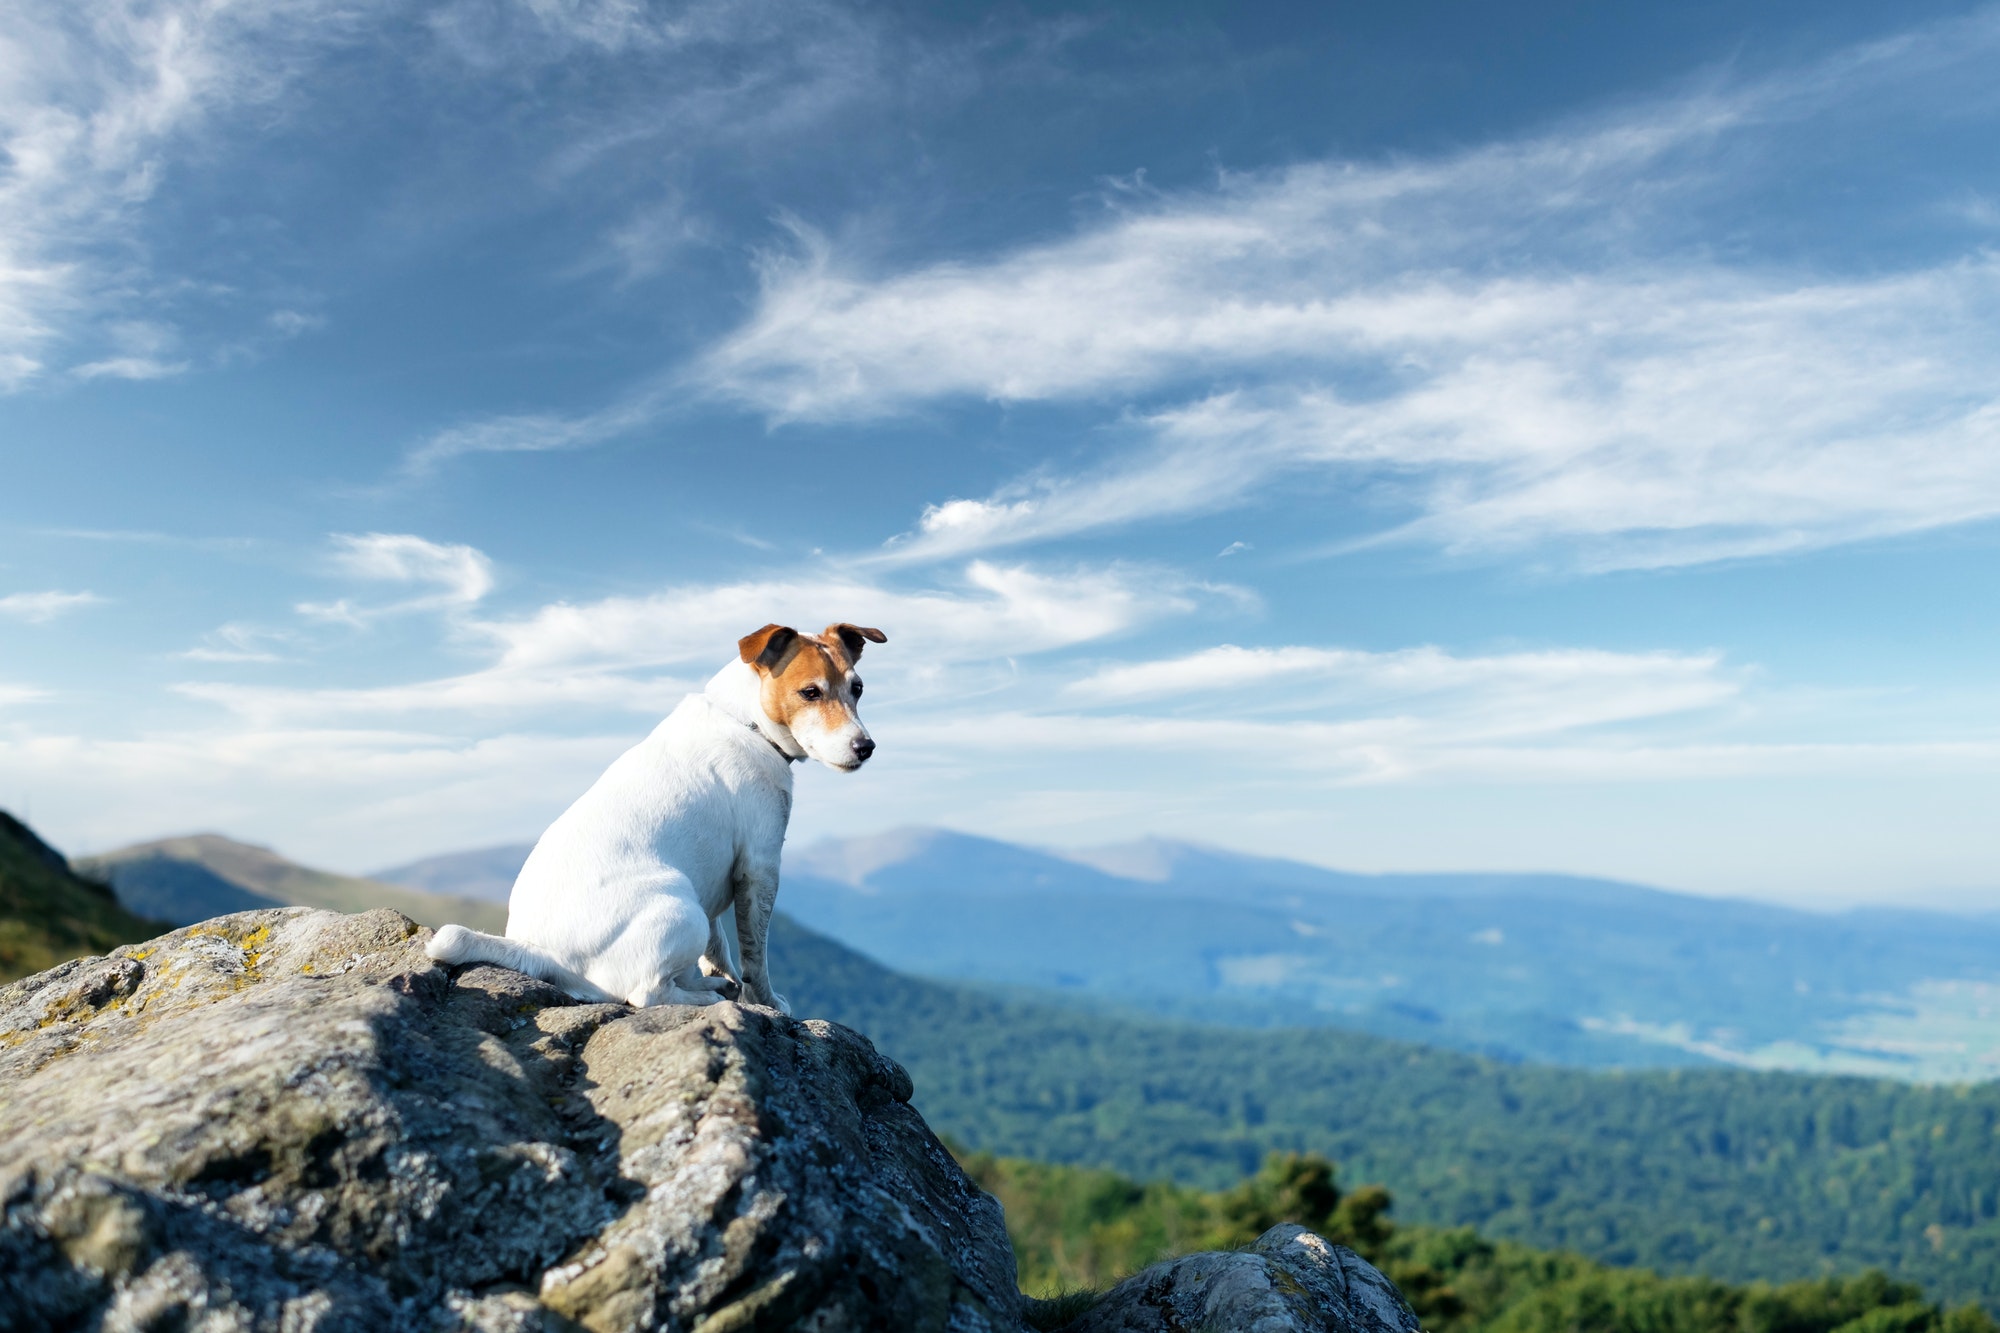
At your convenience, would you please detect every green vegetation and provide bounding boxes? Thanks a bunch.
[773,916,2000,1311]
[0,811,163,984]
[959,1149,2000,1333]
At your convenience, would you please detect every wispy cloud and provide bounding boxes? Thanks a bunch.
[0,0,387,387]
[399,390,669,476]
[1,0,904,395]
[1066,643,1736,729]
[892,709,2000,787]
[179,623,297,665]
[693,10,2000,571]
[297,532,496,624]
[182,557,1211,722]
[0,590,104,623]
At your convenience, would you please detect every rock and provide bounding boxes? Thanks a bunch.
[0,907,1022,1332]
[1054,1222,1424,1333]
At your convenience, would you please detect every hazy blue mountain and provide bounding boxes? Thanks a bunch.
[86,852,279,924]
[777,827,2000,1080]
[371,844,535,903]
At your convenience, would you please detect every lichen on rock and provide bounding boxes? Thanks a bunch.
[0,907,1022,1332]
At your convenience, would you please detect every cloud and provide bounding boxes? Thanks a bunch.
[1059,644,1741,761]
[0,0,388,387]
[1068,643,1733,716]
[0,590,104,623]
[0,684,47,707]
[296,533,496,623]
[179,623,297,665]
[693,11,2000,570]
[0,721,631,870]
[183,558,1210,722]
[400,391,668,476]
[879,440,1268,564]
[1,0,901,394]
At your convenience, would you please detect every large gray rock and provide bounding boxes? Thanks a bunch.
[1054,1222,1424,1333]
[0,908,1022,1332]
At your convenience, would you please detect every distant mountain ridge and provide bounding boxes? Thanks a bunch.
[781,826,2000,1081]
[333,824,2000,1080]
[80,834,506,934]
[371,844,534,904]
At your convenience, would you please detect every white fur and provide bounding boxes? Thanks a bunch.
[425,657,861,1010]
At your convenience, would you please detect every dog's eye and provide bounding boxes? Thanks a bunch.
[851,679,863,700]
[799,685,823,702]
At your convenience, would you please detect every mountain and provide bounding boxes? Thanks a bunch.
[6,811,1998,1309]
[78,834,507,933]
[371,843,535,903]
[767,914,2000,1312]
[0,811,163,984]
[777,827,2000,1080]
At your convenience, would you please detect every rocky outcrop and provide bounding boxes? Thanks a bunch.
[0,906,1421,1333]
[1056,1223,1423,1333]
[0,908,1020,1331]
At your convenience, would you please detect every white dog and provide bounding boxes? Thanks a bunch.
[426,621,884,1010]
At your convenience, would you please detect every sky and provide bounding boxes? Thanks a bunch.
[3,0,2000,910]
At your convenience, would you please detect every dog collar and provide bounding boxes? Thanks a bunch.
[755,725,801,764]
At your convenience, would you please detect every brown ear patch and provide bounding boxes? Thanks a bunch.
[739,624,801,672]
[824,623,887,664]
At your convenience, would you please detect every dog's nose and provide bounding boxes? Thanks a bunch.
[851,737,876,762]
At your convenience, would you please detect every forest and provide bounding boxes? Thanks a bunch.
[773,918,2000,1310]
[960,1148,2000,1333]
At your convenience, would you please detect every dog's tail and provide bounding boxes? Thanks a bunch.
[425,924,623,1004]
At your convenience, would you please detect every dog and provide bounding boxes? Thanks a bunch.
[426,621,885,1010]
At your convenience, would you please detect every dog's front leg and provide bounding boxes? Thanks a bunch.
[731,866,789,1015]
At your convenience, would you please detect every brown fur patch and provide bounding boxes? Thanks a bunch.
[756,632,858,732]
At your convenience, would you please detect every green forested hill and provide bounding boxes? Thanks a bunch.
[0,812,162,984]
[963,1149,1999,1333]
[771,916,2000,1310]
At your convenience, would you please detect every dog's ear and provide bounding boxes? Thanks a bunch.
[824,623,887,664]
[739,624,801,673]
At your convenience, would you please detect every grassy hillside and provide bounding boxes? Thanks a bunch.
[79,834,506,933]
[964,1149,1999,1333]
[0,812,163,984]
[770,916,2000,1311]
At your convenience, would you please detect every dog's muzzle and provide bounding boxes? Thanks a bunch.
[849,737,875,764]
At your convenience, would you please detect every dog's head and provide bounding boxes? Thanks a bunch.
[738,622,886,771]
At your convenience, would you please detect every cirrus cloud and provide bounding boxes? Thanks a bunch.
[0,590,104,622]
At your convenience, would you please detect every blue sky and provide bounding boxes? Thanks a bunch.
[4,0,2000,908]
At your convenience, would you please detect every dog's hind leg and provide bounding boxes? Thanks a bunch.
[700,912,744,996]
[604,891,723,1009]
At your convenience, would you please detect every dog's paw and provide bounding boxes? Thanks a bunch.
[771,991,792,1017]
